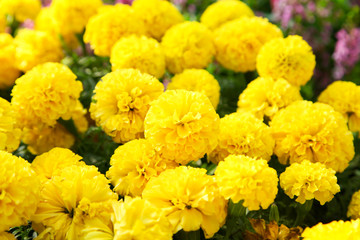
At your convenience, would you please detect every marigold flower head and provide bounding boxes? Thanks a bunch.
[318,81,360,133]
[347,189,360,219]
[167,69,220,109]
[280,160,340,205]
[81,197,173,240]
[0,15,6,33]
[145,89,220,165]
[237,77,302,120]
[0,151,40,232]
[90,69,164,143]
[51,0,103,35]
[31,148,84,183]
[0,33,20,89]
[32,164,118,240]
[257,35,316,87]
[200,0,254,30]
[270,101,355,172]
[84,4,146,56]
[0,0,41,22]
[132,0,184,40]
[22,124,75,155]
[107,139,178,197]
[209,112,274,164]
[161,21,215,74]
[214,16,283,72]
[215,155,278,210]
[302,219,360,240]
[14,29,64,72]
[0,98,21,153]
[142,166,227,238]
[35,7,78,49]
[11,62,83,128]
[110,35,165,79]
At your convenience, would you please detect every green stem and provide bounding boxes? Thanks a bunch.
[224,200,247,240]
[294,199,313,227]
[76,31,88,56]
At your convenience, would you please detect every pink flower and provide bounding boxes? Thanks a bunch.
[115,0,133,5]
[333,28,360,79]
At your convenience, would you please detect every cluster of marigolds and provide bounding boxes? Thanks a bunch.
[1,0,360,239]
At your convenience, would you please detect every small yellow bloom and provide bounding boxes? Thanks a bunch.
[14,29,64,72]
[209,112,274,164]
[51,0,103,35]
[90,69,164,143]
[11,62,83,128]
[257,35,316,87]
[237,77,302,120]
[215,155,278,211]
[107,139,178,197]
[0,151,40,232]
[270,101,354,172]
[200,0,254,30]
[318,81,360,133]
[132,0,184,40]
[0,0,41,22]
[143,166,227,238]
[0,97,21,152]
[144,90,220,165]
[347,189,360,219]
[32,165,117,240]
[0,33,20,89]
[302,219,360,240]
[84,4,146,56]
[31,148,84,183]
[214,16,283,72]
[111,35,166,79]
[161,21,215,74]
[167,69,220,109]
[280,160,340,204]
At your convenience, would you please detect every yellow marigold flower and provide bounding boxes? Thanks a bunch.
[167,69,220,109]
[144,90,220,165]
[214,17,283,72]
[143,166,227,238]
[0,0,41,22]
[0,33,20,89]
[11,62,83,128]
[0,15,6,33]
[161,21,215,74]
[215,155,278,211]
[0,232,15,240]
[257,35,316,87]
[107,139,178,197]
[132,0,184,41]
[22,124,76,155]
[270,101,355,172]
[110,35,165,79]
[81,197,173,240]
[0,151,40,232]
[0,98,21,153]
[35,7,78,49]
[318,81,360,133]
[208,112,274,164]
[14,29,64,72]
[84,4,146,56]
[90,69,163,143]
[200,0,254,30]
[280,160,340,205]
[237,77,302,120]
[31,148,84,183]
[302,219,360,240]
[347,189,360,219]
[51,0,103,35]
[32,165,117,240]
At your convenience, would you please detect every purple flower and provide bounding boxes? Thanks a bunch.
[115,0,133,5]
[333,28,360,79]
